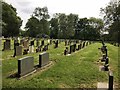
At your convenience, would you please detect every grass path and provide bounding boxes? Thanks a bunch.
[2,42,119,88]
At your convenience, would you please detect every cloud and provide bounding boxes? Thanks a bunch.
[20,7,35,14]
[4,0,110,30]
[16,1,31,7]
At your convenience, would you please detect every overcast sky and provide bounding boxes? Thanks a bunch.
[4,0,110,30]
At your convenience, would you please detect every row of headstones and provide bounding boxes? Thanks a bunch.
[64,41,91,55]
[2,39,59,57]
[110,42,119,47]
[18,52,49,78]
[99,41,113,90]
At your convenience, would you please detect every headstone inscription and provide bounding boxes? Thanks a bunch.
[18,56,34,77]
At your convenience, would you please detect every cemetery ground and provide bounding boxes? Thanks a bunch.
[1,39,119,88]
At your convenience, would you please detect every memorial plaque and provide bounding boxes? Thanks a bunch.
[39,52,49,67]
[18,56,34,77]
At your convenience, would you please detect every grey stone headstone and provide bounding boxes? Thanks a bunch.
[29,46,34,53]
[23,40,29,49]
[13,46,22,57]
[39,52,49,67]
[18,56,34,77]
[3,39,11,50]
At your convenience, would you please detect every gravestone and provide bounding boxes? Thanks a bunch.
[14,42,19,49]
[13,46,22,57]
[54,40,58,48]
[23,40,29,49]
[73,44,76,52]
[82,41,86,48]
[20,39,24,45]
[29,46,34,53]
[108,71,113,90]
[39,52,49,67]
[3,39,11,50]
[70,44,75,54]
[30,41,34,46]
[41,40,44,46]
[18,56,34,77]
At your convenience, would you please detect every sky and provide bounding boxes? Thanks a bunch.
[4,0,110,30]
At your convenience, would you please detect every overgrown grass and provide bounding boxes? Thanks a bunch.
[1,40,119,88]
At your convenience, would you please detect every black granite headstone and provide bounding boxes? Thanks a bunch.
[108,71,113,90]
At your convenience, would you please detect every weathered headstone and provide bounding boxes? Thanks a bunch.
[29,46,34,53]
[105,57,109,65]
[13,46,22,57]
[3,39,11,50]
[23,40,29,49]
[39,52,49,67]
[18,56,34,77]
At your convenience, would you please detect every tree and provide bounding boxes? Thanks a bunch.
[49,14,59,38]
[25,16,40,37]
[2,1,22,37]
[25,7,50,37]
[100,0,120,42]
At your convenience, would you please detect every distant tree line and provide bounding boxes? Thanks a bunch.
[100,0,120,43]
[2,1,119,42]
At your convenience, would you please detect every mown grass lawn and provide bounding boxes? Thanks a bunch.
[1,40,119,88]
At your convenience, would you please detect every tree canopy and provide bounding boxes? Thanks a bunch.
[101,0,120,42]
[2,1,22,37]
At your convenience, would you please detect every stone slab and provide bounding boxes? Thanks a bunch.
[18,56,34,77]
